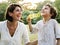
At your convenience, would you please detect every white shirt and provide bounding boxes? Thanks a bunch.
[0,20,30,45]
[31,19,60,45]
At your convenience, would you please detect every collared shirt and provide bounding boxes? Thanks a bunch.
[0,20,30,45]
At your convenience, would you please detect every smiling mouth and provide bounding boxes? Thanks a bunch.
[17,15,20,17]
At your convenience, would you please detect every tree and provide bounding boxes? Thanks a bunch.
[8,0,23,3]
[55,0,60,23]
[22,10,30,24]
[0,3,9,21]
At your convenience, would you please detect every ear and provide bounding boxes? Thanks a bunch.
[9,12,13,16]
[51,13,54,16]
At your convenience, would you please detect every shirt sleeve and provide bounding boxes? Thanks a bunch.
[31,21,39,34]
[54,20,60,38]
[22,24,30,45]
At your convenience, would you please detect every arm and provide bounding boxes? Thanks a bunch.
[27,17,39,33]
[26,40,38,45]
[57,38,60,45]
[28,22,33,32]
[31,40,38,45]
[54,20,60,45]
[22,24,30,45]
[27,17,33,32]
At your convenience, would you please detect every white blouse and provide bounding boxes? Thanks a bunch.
[31,19,60,45]
[0,20,30,45]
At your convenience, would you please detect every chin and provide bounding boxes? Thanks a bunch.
[16,19,20,21]
[41,13,46,16]
[17,18,20,20]
[41,14,45,16]
[18,19,20,21]
[41,13,44,15]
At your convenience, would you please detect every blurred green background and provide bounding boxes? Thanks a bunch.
[0,0,60,24]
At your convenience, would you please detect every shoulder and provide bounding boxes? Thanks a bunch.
[18,22,27,32]
[0,20,7,26]
[0,20,7,31]
[49,19,59,26]
[36,20,43,24]
[50,19,58,23]
[18,21,26,27]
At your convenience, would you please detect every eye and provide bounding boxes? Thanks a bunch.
[15,8,22,12]
[16,9,20,11]
[45,8,48,9]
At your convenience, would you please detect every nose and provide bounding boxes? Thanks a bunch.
[41,9,44,13]
[19,12,22,15]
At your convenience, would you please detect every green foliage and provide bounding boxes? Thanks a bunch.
[55,0,60,23]
[22,10,42,24]
[0,3,9,21]
[22,10,30,24]
[0,0,57,24]
[35,3,43,13]
[32,12,42,24]
[8,0,22,3]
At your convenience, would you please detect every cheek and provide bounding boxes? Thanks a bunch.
[46,10,50,14]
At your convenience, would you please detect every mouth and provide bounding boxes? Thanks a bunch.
[17,15,21,19]
[17,15,20,17]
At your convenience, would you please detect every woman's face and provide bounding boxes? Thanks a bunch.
[41,6,51,17]
[10,6,22,21]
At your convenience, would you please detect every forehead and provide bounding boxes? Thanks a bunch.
[14,6,21,10]
[42,5,50,9]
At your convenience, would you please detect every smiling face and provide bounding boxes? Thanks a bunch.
[6,4,22,22]
[41,5,52,18]
[11,6,22,21]
[41,4,57,19]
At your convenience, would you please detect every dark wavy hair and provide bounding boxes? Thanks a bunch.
[45,3,57,19]
[5,3,22,22]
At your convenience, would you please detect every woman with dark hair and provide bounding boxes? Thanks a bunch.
[27,3,60,45]
[0,3,38,45]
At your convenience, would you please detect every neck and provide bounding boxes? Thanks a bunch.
[43,17,51,23]
[7,21,18,26]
